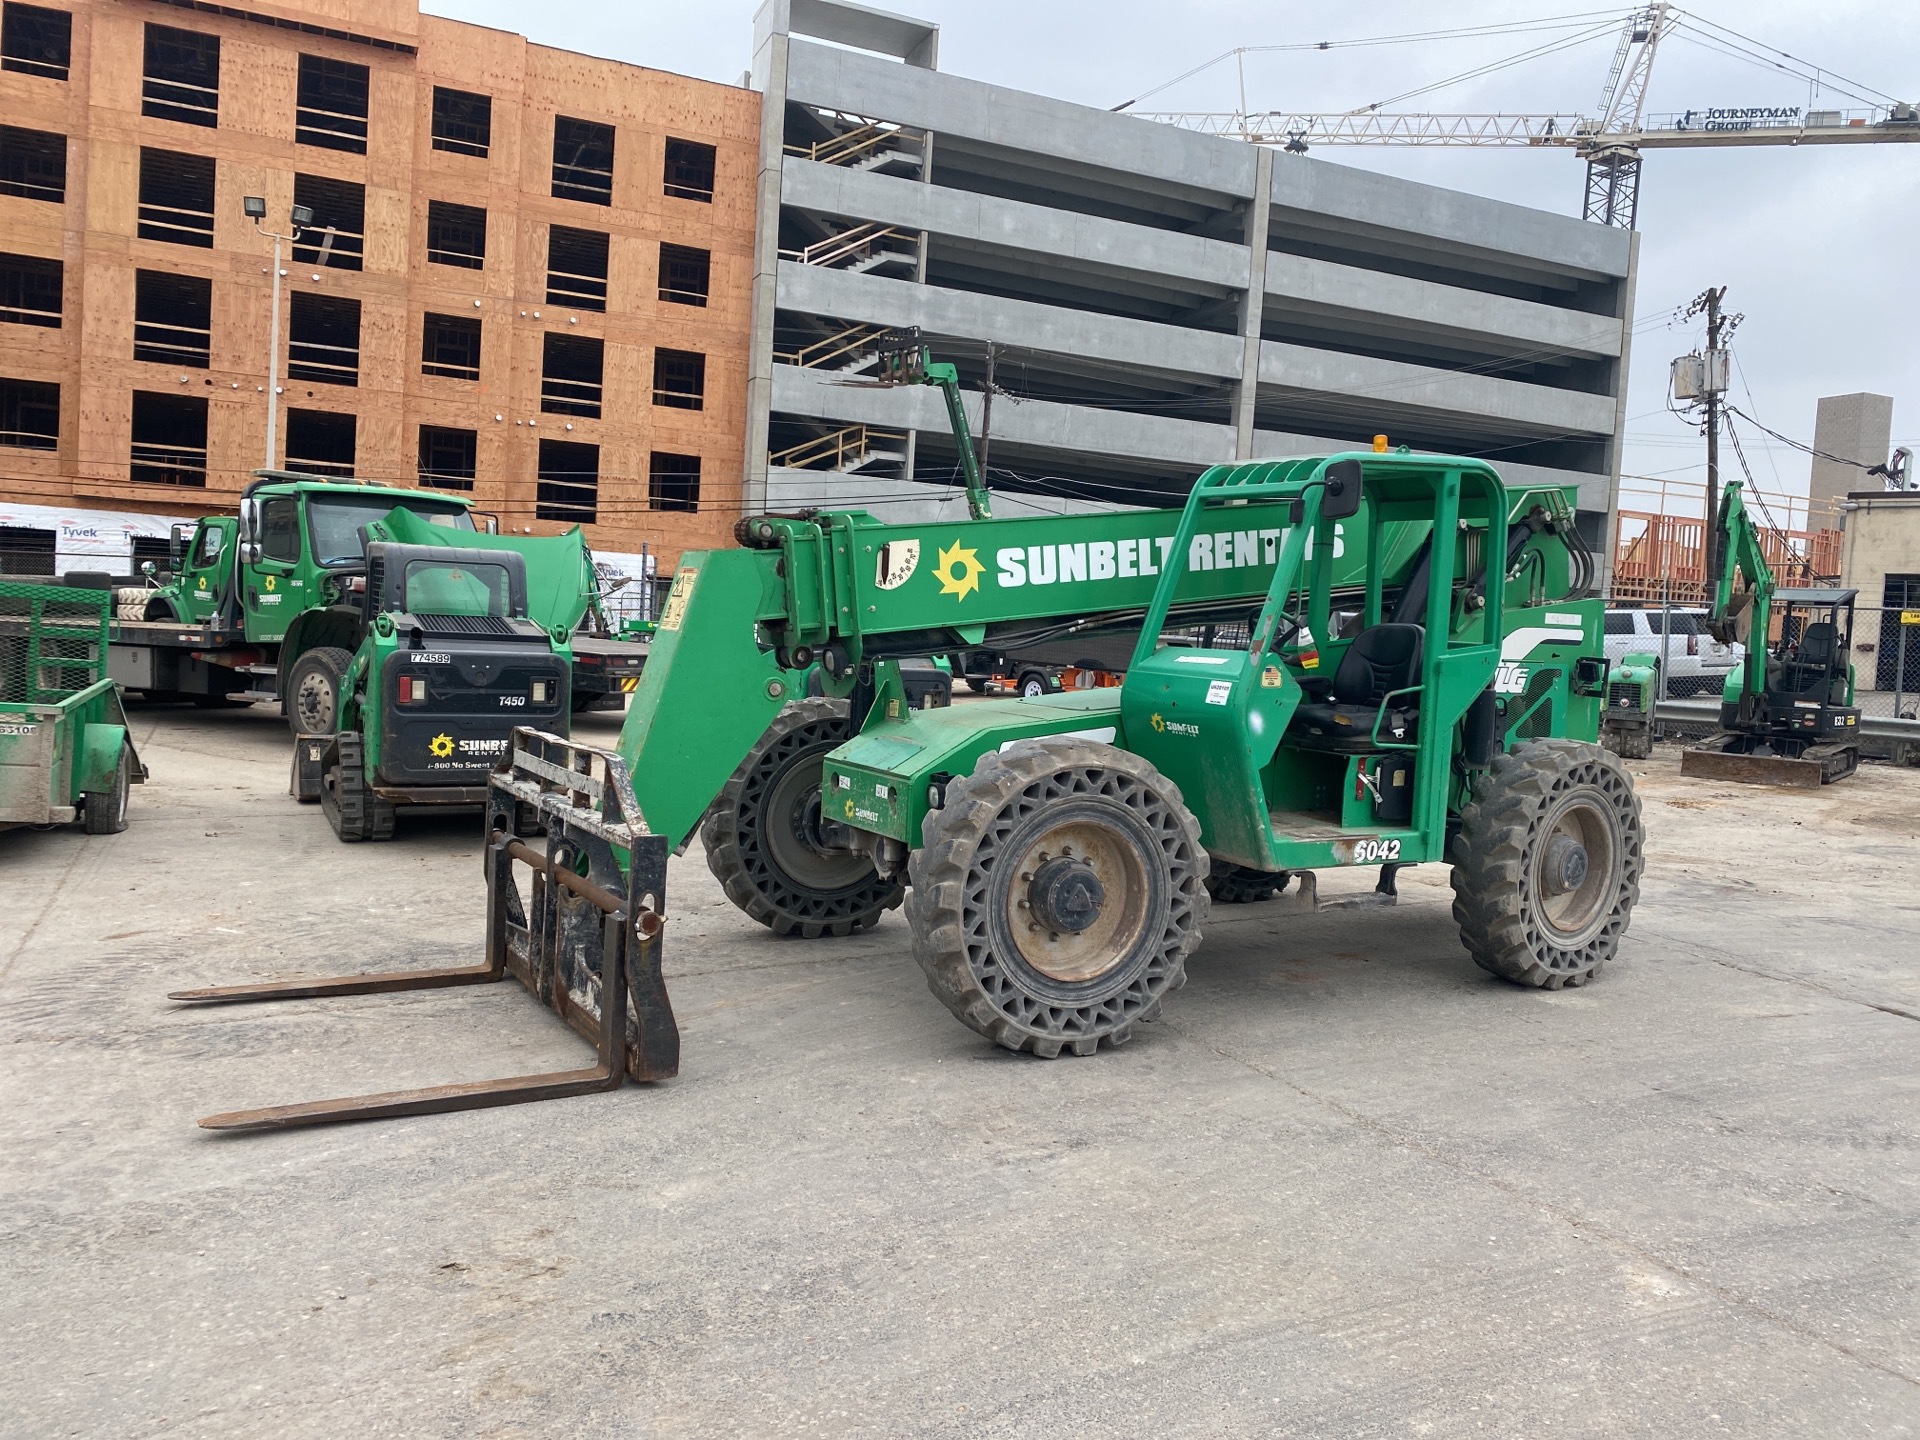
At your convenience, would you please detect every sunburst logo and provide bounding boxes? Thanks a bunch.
[1150,712,1166,732]
[933,540,984,601]
[429,733,455,758]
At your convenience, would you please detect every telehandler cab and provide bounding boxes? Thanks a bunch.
[180,438,1642,1129]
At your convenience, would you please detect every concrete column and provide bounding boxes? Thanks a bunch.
[743,9,791,515]
[1231,145,1274,460]
[1596,228,1641,598]
[904,129,935,484]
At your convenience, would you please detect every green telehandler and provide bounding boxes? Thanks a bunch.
[178,344,1641,1130]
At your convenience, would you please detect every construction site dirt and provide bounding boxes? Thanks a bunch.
[2,702,1915,1438]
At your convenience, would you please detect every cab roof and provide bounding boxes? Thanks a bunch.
[240,469,475,506]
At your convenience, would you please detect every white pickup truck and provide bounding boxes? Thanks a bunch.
[1603,608,1743,697]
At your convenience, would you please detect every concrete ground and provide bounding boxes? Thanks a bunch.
[2,702,1916,1439]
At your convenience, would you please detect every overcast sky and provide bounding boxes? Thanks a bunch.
[429,0,1918,519]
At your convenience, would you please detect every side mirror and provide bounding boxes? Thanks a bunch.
[242,542,263,564]
[237,498,259,543]
[140,560,157,580]
[1320,458,1363,521]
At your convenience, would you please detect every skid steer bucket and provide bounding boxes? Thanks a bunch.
[173,729,677,1131]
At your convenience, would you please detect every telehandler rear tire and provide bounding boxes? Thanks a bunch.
[1205,863,1291,904]
[703,699,905,938]
[1450,739,1643,989]
[907,738,1207,1057]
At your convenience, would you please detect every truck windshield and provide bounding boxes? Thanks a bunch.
[306,495,475,566]
[401,560,514,617]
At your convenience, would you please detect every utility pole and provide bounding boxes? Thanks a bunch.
[1675,286,1740,578]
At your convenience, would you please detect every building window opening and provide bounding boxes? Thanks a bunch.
[551,116,614,205]
[284,407,355,477]
[426,200,486,269]
[540,333,603,419]
[130,390,207,485]
[291,173,365,272]
[659,243,709,307]
[536,438,598,523]
[0,251,62,328]
[0,375,58,450]
[2,4,71,81]
[296,53,369,155]
[137,147,215,248]
[287,291,360,387]
[133,269,211,367]
[431,86,491,159]
[0,525,56,575]
[0,125,66,203]
[547,225,608,311]
[663,138,715,202]
[142,23,219,127]
[652,348,705,410]
[649,451,700,513]
[421,312,482,381]
[418,425,476,491]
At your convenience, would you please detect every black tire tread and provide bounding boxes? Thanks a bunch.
[1450,738,1643,989]
[322,732,397,843]
[702,698,904,938]
[906,738,1208,1057]
[81,745,130,835]
[285,645,353,736]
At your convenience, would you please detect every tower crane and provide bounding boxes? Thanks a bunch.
[1127,4,1919,227]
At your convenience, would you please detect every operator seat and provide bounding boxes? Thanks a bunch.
[1779,621,1837,696]
[1288,623,1424,751]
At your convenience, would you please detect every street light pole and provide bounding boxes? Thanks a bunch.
[264,227,284,469]
[244,197,309,471]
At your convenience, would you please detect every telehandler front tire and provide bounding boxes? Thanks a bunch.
[906,738,1207,1057]
[703,699,904,938]
[1450,739,1643,989]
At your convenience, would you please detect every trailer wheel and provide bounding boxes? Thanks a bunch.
[1451,739,1643,989]
[1017,669,1052,699]
[907,738,1207,1057]
[703,699,904,938]
[322,732,396,843]
[285,646,352,736]
[81,744,131,835]
[1205,863,1292,904]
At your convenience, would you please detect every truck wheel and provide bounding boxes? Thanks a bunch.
[906,738,1207,1057]
[81,744,131,835]
[1017,669,1052,699]
[1450,739,1643,989]
[702,698,904,938]
[285,647,353,736]
[321,732,396,843]
[1205,863,1291,903]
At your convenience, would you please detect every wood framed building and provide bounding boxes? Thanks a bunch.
[0,0,756,572]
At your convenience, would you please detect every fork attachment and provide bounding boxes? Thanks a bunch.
[173,729,677,1131]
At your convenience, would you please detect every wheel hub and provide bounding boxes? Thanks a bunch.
[1541,834,1589,895]
[1026,855,1105,934]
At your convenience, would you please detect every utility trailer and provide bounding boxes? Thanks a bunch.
[180,446,1642,1129]
[0,582,145,835]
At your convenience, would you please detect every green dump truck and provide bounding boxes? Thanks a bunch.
[107,471,645,720]
[1,581,146,835]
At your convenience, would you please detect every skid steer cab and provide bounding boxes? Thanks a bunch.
[292,541,571,840]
